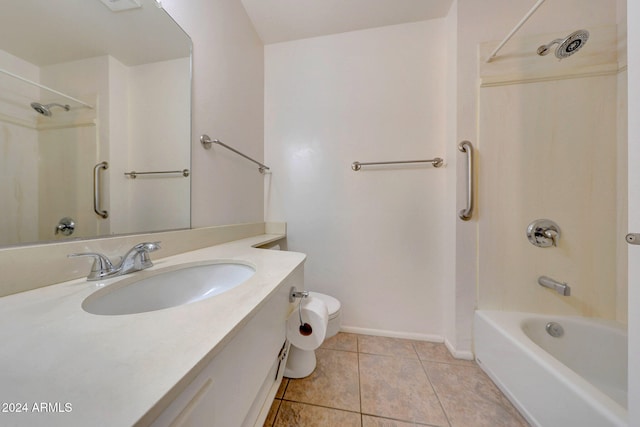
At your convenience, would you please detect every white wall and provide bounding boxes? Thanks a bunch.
[264,21,448,339]
[161,0,265,227]
[126,58,191,233]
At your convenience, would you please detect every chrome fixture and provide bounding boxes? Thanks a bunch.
[545,322,564,338]
[55,217,75,236]
[200,134,270,174]
[30,102,70,117]
[458,141,474,221]
[527,219,560,247]
[538,275,571,296]
[124,169,190,179]
[68,242,161,281]
[486,0,547,62]
[93,161,108,219]
[289,287,309,303]
[0,68,93,109]
[351,158,443,171]
[537,29,589,59]
[289,287,312,336]
[626,233,640,245]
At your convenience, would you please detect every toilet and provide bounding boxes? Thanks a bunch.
[284,291,342,378]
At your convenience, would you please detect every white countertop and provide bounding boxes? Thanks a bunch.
[0,234,305,427]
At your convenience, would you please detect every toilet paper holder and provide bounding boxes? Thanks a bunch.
[289,287,309,302]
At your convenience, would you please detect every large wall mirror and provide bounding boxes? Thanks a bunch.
[0,0,192,248]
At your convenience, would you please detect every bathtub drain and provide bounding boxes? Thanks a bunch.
[545,322,564,337]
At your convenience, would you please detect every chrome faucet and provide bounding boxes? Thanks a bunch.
[69,242,161,281]
[538,275,571,296]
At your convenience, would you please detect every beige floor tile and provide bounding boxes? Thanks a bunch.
[321,332,359,352]
[424,362,529,427]
[274,401,361,427]
[359,353,448,426]
[358,335,418,358]
[284,348,360,412]
[412,341,475,366]
[362,414,432,426]
[276,378,289,399]
[264,399,281,427]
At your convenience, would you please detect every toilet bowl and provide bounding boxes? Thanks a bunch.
[284,292,342,379]
[308,292,341,339]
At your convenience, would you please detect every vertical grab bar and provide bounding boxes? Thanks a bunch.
[458,141,474,221]
[93,161,109,219]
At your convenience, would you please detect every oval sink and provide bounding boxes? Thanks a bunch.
[82,262,255,315]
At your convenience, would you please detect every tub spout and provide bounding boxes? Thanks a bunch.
[538,276,571,296]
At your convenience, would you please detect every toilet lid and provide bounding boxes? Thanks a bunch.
[308,292,341,317]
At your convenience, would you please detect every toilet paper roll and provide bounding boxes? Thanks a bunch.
[286,297,328,350]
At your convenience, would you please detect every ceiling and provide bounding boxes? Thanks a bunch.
[0,0,190,67]
[240,0,454,44]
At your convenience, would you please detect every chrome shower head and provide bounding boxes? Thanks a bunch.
[30,102,70,117]
[537,29,589,59]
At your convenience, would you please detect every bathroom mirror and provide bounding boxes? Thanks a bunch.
[0,0,192,248]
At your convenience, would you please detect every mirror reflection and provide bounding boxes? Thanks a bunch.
[0,0,192,248]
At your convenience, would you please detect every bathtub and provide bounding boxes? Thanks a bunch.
[474,310,627,427]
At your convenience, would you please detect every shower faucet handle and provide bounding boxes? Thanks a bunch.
[526,219,561,248]
[543,229,559,246]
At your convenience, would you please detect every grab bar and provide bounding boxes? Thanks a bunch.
[351,158,443,171]
[200,134,270,174]
[458,141,474,221]
[93,161,108,219]
[124,169,190,179]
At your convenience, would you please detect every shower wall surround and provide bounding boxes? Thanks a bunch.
[0,51,39,245]
[477,24,626,320]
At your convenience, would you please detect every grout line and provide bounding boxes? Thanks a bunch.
[279,398,363,415]
[357,350,363,416]
[419,359,453,427]
[360,411,444,427]
[270,399,282,427]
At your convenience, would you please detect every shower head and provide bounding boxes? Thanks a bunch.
[537,29,589,59]
[30,102,70,117]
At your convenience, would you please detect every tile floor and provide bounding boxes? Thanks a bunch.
[264,333,529,427]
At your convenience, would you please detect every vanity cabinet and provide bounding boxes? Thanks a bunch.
[149,265,301,427]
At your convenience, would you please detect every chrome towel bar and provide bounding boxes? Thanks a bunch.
[458,141,474,221]
[200,134,270,174]
[124,169,190,179]
[351,158,443,171]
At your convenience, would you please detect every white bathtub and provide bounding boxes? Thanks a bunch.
[474,310,627,427]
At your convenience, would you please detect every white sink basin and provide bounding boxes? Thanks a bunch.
[82,262,255,315]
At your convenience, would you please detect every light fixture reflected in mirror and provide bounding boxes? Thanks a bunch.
[99,0,141,12]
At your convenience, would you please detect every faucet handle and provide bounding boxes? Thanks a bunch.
[133,241,161,252]
[68,252,116,280]
[543,229,559,246]
[127,242,161,271]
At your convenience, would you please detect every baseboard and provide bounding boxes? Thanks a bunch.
[339,326,444,343]
[444,337,475,361]
[339,326,476,361]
